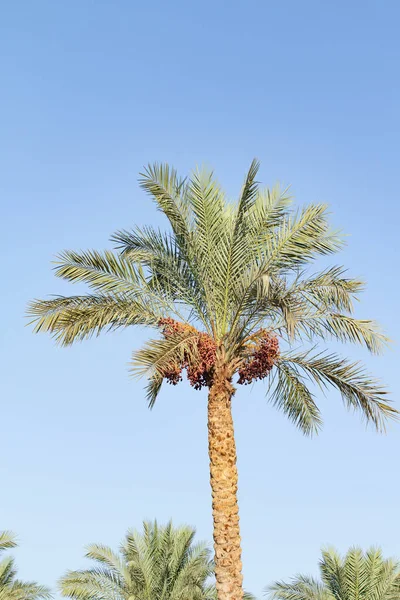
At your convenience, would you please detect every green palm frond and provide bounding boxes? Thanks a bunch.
[0,559,16,588]
[220,160,261,332]
[84,545,129,585]
[263,204,343,273]
[267,575,330,600]
[139,164,191,245]
[270,362,323,436]
[3,582,52,600]
[0,535,16,555]
[111,226,194,297]
[130,329,201,379]
[112,225,177,262]
[298,266,364,313]
[362,549,400,600]
[54,250,141,294]
[59,569,124,600]
[112,225,209,328]
[185,167,230,329]
[237,158,260,214]
[319,546,353,600]
[278,350,395,432]
[144,374,164,409]
[299,314,389,355]
[27,295,161,346]
[249,183,292,232]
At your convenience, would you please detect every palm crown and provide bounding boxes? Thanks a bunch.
[29,159,395,434]
[267,547,400,600]
[59,521,214,600]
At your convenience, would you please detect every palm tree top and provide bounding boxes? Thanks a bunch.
[267,546,400,600]
[59,520,213,600]
[28,160,396,433]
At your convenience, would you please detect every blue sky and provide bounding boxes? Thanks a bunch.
[1,0,400,596]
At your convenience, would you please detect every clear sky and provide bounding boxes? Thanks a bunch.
[1,0,399,597]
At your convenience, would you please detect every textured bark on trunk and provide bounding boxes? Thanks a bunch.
[208,363,243,600]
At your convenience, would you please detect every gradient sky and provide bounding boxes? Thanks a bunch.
[1,1,400,597]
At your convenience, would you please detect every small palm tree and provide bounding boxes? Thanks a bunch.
[267,547,400,600]
[0,531,51,600]
[60,521,214,600]
[29,161,396,600]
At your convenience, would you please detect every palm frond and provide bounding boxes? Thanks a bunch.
[0,559,16,588]
[0,534,16,554]
[27,294,161,346]
[185,167,230,328]
[112,225,209,328]
[270,361,323,436]
[130,330,201,380]
[279,351,396,432]
[298,267,364,313]
[144,373,164,409]
[237,158,261,215]
[84,545,128,584]
[263,204,343,273]
[5,582,52,600]
[315,315,388,354]
[54,250,142,294]
[59,569,124,600]
[139,163,191,246]
[267,575,329,600]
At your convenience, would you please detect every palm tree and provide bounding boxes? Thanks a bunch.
[0,531,51,600]
[28,160,396,600]
[267,547,400,600]
[60,520,214,600]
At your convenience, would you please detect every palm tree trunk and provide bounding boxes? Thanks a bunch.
[208,364,243,600]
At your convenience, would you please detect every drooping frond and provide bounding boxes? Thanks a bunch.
[270,361,323,436]
[297,314,389,355]
[278,351,395,432]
